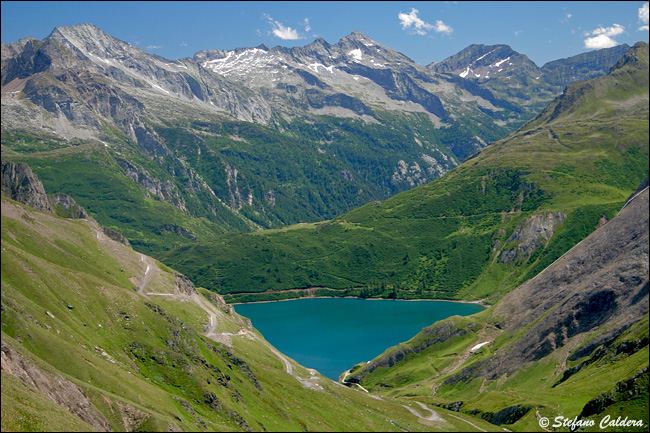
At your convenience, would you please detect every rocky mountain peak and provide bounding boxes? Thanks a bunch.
[309,37,331,48]
[611,41,648,71]
[431,43,539,79]
[330,30,414,68]
[340,30,372,42]
[47,22,144,62]
[1,36,39,61]
[541,44,632,86]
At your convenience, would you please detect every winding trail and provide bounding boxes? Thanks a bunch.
[127,253,493,427]
[137,254,153,295]
[401,402,444,422]
[134,257,324,389]
[536,409,552,432]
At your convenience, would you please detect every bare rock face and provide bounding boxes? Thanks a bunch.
[101,226,131,246]
[174,273,198,296]
[51,192,89,219]
[1,341,112,431]
[1,160,53,214]
[499,210,567,264]
[453,187,649,382]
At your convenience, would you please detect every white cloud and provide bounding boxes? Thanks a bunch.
[433,20,453,35]
[639,2,649,31]
[264,13,303,40]
[583,23,625,49]
[147,45,162,50]
[398,8,452,36]
[398,8,434,33]
[272,23,301,40]
[592,23,625,37]
[584,34,617,48]
[304,18,311,33]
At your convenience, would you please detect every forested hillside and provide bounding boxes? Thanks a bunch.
[160,42,649,304]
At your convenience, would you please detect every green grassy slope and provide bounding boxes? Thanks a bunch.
[1,109,471,256]
[345,185,648,431]
[1,194,508,432]
[159,42,649,304]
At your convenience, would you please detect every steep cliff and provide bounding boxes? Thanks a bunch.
[1,160,53,214]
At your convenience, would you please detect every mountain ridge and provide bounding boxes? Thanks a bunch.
[158,42,648,306]
[2,24,635,258]
[1,24,648,433]
[1,158,503,432]
[346,184,648,430]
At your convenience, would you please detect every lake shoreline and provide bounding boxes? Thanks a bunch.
[234,297,486,381]
[230,294,488,307]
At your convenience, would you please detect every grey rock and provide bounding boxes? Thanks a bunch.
[499,210,567,264]
[51,193,88,219]
[1,160,53,214]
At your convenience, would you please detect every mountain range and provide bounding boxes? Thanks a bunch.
[1,23,630,254]
[1,23,648,432]
[159,42,648,305]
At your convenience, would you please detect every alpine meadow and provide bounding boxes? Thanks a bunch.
[1,9,648,432]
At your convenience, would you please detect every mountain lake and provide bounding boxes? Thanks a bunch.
[234,297,485,381]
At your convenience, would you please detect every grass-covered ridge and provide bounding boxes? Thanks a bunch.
[160,42,649,304]
[4,194,501,432]
[345,184,649,431]
[2,107,485,256]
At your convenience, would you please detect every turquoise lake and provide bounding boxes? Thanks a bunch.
[234,298,485,381]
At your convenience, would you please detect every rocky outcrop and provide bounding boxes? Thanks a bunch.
[485,405,532,426]
[1,160,53,214]
[102,226,131,246]
[449,187,648,383]
[174,273,198,296]
[115,159,187,212]
[1,341,112,431]
[579,367,648,419]
[499,210,567,264]
[1,161,135,249]
[51,192,88,219]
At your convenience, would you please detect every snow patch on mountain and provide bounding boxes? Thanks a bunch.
[493,57,511,68]
[203,48,281,77]
[475,48,497,63]
[348,49,363,61]
[308,63,335,74]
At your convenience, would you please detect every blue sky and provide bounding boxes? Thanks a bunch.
[1,1,648,66]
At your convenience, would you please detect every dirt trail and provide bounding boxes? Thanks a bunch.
[124,249,487,426]
[138,254,153,295]
[401,402,444,422]
[128,255,323,389]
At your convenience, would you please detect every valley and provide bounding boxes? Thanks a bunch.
[1,18,648,432]
[1,24,630,255]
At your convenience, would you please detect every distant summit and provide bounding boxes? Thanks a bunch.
[1,23,637,252]
[430,44,539,80]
